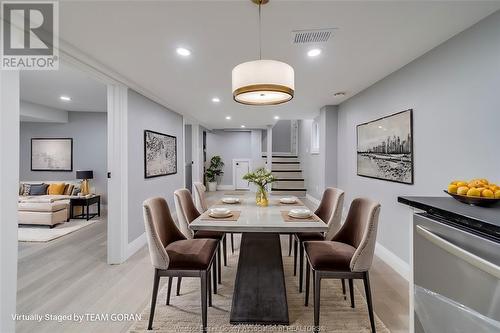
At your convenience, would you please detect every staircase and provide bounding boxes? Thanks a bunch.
[263,155,307,197]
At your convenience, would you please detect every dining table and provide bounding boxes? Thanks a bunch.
[189,192,327,326]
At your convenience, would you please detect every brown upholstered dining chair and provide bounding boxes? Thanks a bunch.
[293,188,345,293]
[193,182,232,261]
[174,188,225,288]
[304,198,381,333]
[143,197,218,331]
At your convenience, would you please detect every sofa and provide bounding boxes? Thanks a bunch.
[18,181,92,228]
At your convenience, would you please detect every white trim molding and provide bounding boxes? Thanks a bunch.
[375,242,410,281]
[127,232,147,259]
[306,193,321,206]
[217,184,236,191]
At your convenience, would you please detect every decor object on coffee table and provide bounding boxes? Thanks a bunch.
[243,167,276,207]
[70,195,101,221]
[31,138,73,171]
[205,155,224,191]
[76,170,93,195]
[144,130,177,178]
[357,109,413,184]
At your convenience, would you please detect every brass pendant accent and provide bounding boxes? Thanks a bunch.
[233,84,294,106]
[251,0,269,4]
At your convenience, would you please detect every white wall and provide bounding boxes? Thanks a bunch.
[127,90,184,243]
[298,119,323,199]
[336,10,500,265]
[272,120,292,153]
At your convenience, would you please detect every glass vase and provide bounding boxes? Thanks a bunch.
[256,185,269,207]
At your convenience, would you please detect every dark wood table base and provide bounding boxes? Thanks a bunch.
[230,232,289,325]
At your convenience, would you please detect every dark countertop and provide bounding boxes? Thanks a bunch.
[398,196,500,241]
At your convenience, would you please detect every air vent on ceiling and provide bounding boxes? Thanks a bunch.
[291,28,336,44]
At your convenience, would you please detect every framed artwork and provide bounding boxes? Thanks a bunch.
[144,130,177,178]
[356,109,414,184]
[31,138,73,171]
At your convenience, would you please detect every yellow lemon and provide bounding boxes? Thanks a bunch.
[495,190,500,199]
[480,179,489,185]
[469,180,482,188]
[448,184,458,194]
[489,184,498,191]
[457,186,469,196]
[450,180,462,185]
[482,189,494,198]
[476,187,486,192]
[467,188,481,197]
[456,181,468,187]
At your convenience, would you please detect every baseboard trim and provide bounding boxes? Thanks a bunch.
[375,242,410,281]
[127,232,147,259]
[306,194,320,206]
[217,185,236,190]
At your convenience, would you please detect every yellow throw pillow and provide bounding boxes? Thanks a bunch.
[48,183,66,195]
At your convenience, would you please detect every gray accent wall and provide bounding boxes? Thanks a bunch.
[127,90,184,243]
[336,10,500,264]
[272,120,292,153]
[20,111,108,203]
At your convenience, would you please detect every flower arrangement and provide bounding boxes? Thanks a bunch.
[243,167,276,206]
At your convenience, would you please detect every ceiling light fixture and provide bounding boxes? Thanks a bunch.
[176,47,191,56]
[59,95,71,101]
[225,116,231,120]
[240,125,246,128]
[232,0,294,106]
[212,97,220,103]
[274,116,280,120]
[307,49,321,57]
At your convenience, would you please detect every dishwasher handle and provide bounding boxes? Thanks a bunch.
[416,225,500,279]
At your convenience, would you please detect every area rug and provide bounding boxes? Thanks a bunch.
[18,219,99,242]
[129,248,389,332]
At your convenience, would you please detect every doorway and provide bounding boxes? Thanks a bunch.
[233,159,250,190]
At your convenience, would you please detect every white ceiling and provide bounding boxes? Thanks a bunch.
[20,62,107,112]
[57,1,500,128]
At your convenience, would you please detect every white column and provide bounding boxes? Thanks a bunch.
[191,124,202,183]
[0,70,20,333]
[106,84,128,264]
[266,125,272,171]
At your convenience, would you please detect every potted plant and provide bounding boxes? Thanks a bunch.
[243,167,276,207]
[205,156,224,191]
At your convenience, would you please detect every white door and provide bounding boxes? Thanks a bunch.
[234,160,250,190]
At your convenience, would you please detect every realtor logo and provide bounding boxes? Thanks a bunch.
[1,1,59,70]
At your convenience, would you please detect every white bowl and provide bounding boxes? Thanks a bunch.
[222,197,239,204]
[209,208,232,218]
[280,197,297,204]
[288,208,312,219]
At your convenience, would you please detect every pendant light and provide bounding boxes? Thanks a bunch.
[232,0,294,105]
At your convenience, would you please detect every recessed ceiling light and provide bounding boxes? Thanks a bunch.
[212,97,220,103]
[274,116,280,120]
[225,116,231,120]
[59,95,71,101]
[176,47,191,56]
[307,49,321,57]
[240,125,246,128]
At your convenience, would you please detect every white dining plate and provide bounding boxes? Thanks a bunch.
[208,208,232,218]
[222,197,240,204]
[288,208,312,219]
[280,197,297,204]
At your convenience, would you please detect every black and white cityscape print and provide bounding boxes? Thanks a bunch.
[357,110,413,184]
[144,130,177,178]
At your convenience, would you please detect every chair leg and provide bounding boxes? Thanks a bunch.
[299,241,304,292]
[341,279,347,300]
[217,243,222,284]
[288,234,292,256]
[348,279,355,308]
[147,269,160,330]
[293,237,298,276]
[231,233,235,254]
[305,261,311,306]
[212,257,217,294]
[208,269,212,307]
[313,271,321,332]
[222,236,227,266]
[200,271,208,332]
[363,272,376,333]
[176,277,182,296]
[166,276,173,305]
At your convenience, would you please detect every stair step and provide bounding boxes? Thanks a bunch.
[272,163,301,170]
[272,179,305,189]
[262,155,298,158]
[263,157,300,163]
[272,170,303,179]
[271,188,307,197]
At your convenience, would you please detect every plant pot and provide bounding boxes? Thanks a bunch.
[207,182,218,192]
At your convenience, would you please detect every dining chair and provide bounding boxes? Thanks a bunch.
[304,198,381,333]
[293,187,345,293]
[193,182,231,263]
[143,197,218,331]
[174,188,224,288]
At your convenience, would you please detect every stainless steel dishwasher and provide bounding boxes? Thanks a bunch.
[413,213,500,333]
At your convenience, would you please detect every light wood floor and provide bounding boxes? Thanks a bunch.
[16,194,409,333]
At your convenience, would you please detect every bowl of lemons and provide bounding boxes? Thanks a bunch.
[445,179,500,207]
